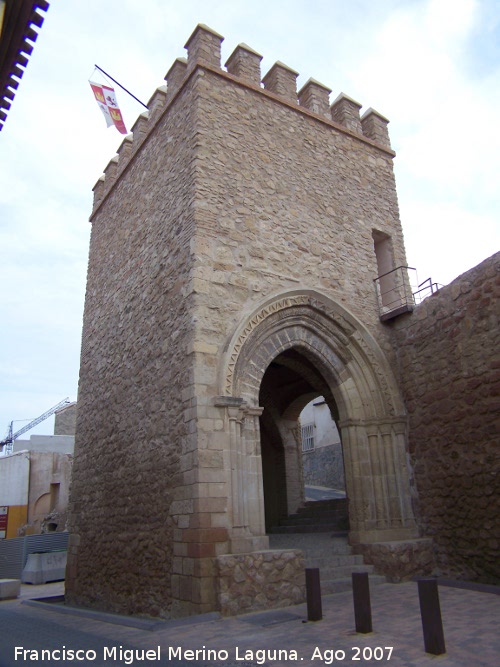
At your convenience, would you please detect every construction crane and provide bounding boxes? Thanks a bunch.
[0,398,70,456]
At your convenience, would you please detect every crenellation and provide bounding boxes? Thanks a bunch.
[184,24,224,71]
[115,135,134,177]
[331,92,363,135]
[131,110,150,145]
[102,156,119,197]
[147,84,167,121]
[298,77,332,119]
[164,57,187,100]
[91,175,106,212]
[91,41,395,220]
[262,61,298,102]
[361,108,391,148]
[116,133,134,162]
[225,43,263,85]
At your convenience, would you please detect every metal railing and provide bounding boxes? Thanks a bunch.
[373,266,416,321]
[301,423,315,452]
[374,267,443,321]
[412,277,443,304]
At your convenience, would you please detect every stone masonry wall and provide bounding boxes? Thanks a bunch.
[216,549,305,616]
[190,66,406,353]
[391,252,500,583]
[67,24,421,618]
[66,74,201,617]
[303,443,345,490]
[186,54,411,521]
[161,27,415,611]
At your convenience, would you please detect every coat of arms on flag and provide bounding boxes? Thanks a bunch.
[90,82,127,134]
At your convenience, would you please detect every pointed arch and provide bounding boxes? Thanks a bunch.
[219,289,405,421]
[217,289,418,546]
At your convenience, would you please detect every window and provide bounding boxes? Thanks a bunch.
[301,423,315,452]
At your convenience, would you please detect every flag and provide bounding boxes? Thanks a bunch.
[90,82,127,134]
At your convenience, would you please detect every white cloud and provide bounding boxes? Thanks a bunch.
[401,198,499,286]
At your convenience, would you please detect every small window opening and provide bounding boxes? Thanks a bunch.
[301,423,315,452]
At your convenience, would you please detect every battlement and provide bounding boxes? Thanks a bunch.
[91,24,393,216]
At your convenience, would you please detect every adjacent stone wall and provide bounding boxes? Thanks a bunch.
[216,550,305,616]
[391,252,500,583]
[303,443,345,490]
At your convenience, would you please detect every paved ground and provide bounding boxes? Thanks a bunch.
[0,579,498,666]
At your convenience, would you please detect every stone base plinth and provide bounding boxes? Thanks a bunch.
[216,549,305,616]
[0,579,21,599]
[354,538,434,582]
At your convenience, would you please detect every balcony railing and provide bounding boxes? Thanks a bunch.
[374,267,442,321]
[412,277,443,304]
[373,266,415,321]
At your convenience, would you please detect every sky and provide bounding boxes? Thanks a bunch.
[0,0,499,440]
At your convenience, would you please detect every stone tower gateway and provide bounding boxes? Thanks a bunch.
[66,25,429,618]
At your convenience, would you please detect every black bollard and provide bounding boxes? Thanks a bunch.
[352,572,373,633]
[305,567,322,621]
[418,578,446,655]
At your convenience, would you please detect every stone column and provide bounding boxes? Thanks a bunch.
[392,420,417,528]
[214,397,268,553]
[339,423,373,538]
[278,419,304,515]
[243,406,267,545]
[367,425,389,528]
[340,419,418,544]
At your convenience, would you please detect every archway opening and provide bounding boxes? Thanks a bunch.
[300,397,346,501]
[258,347,347,533]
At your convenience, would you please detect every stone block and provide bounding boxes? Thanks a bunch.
[21,551,67,585]
[262,61,298,101]
[331,92,362,134]
[298,78,331,118]
[356,539,434,582]
[185,24,224,70]
[361,108,391,147]
[216,549,305,616]
[225,43,262,85]
[0,579,21,600]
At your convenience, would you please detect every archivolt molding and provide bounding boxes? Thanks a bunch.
[219,289,404,419]
[224,294,311,393]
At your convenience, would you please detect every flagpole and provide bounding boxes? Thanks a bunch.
[94,64,148,109]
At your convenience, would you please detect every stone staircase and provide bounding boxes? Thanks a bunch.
[268,499,386,594]
[269,498,349,534]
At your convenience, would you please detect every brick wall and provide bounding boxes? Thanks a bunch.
[391,252,500,583]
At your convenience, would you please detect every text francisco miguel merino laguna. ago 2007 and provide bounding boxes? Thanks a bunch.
[14,644,396,664]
